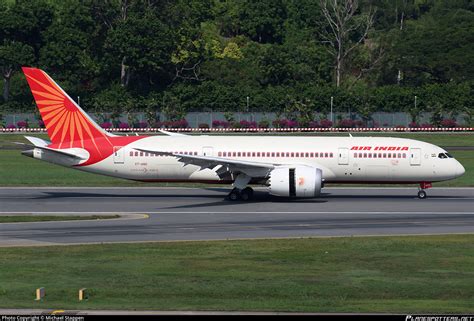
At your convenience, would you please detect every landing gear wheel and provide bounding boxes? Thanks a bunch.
[228,189,241,201]
[240,187,254,201]
[417,190,427,199]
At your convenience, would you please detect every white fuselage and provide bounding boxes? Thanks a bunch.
[68,135,464,184]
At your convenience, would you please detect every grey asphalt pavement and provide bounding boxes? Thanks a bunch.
[0,187,473,246]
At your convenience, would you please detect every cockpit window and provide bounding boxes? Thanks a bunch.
[446,153,454,158]
[438,153,447,159]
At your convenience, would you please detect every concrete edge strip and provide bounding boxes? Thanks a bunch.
[0,213,149,225]
[0,232,473,248]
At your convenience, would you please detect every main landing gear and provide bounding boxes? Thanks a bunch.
[228,187,254,201]
[417,182,432,199]
[227,173,254,201]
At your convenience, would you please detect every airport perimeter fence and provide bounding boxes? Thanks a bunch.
[1,111,473,133]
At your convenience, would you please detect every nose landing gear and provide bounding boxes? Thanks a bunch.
[417,182,432,199]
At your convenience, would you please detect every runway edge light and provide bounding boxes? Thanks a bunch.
[35,287,45,301]
[79,288,88,301]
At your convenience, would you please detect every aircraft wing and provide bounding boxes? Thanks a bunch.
[134,148,275,178]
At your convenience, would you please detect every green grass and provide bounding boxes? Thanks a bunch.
[1,132,473,148]
[0,149,473,187]
[0,215,120,223]
[0,133,473,187]
[0,235,473,312]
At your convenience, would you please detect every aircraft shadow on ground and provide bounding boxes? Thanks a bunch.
[32,190,466,208]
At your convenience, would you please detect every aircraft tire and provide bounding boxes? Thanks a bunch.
[417,190,427,199]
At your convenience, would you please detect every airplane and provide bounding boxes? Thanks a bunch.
[19,67,465,200]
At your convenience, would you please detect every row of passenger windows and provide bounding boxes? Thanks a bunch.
[129,151,198,157]
[218,151,334,158]
[354,152,407,159]
[128,151,336,158]
[128,150,410,159]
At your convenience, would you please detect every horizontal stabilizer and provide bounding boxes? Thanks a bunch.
[15,141,87,160]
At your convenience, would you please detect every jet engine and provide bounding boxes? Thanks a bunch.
[268,165,323,198]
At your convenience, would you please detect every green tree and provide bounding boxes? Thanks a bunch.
[395,8,474,85]
[238,0,287,44]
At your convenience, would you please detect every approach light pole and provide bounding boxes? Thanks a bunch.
[246,96,250,121]
[330,96,334,126]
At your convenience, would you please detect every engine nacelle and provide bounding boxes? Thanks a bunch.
[269,166,323,198]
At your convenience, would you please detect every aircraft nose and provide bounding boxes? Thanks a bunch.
[455,161,465,178]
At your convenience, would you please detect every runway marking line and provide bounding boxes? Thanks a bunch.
[1,211,474,215]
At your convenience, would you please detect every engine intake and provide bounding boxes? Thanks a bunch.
[269,166,323,198]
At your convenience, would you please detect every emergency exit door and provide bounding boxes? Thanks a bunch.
[409,148,421,166]
[202,147,214,156]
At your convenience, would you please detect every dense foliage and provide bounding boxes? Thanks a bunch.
[0,0,473,125]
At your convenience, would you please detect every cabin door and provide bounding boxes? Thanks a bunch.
[338,148,349,165]
[113,146,125,164]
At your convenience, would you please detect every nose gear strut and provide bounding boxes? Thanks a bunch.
[418,182,432,199]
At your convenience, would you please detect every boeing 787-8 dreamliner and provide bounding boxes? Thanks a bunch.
[19,67,465,200]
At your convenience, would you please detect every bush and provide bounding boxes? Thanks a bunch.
[17,120,29,128]
[440,119,457,128]
[6,124,16,129]
[239,120,257,128]
[159,119,189,128]
[337,119,354,128]
[137,121,148,128]
[198,123,210,128]
[118,122,129,129]
[100,122,113,129]
[319,119,333,128]
[272,119,298,128]
[258,120,270,128]
[212,120,230,128]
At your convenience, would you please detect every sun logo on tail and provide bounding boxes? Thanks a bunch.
[22,67,111,153]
